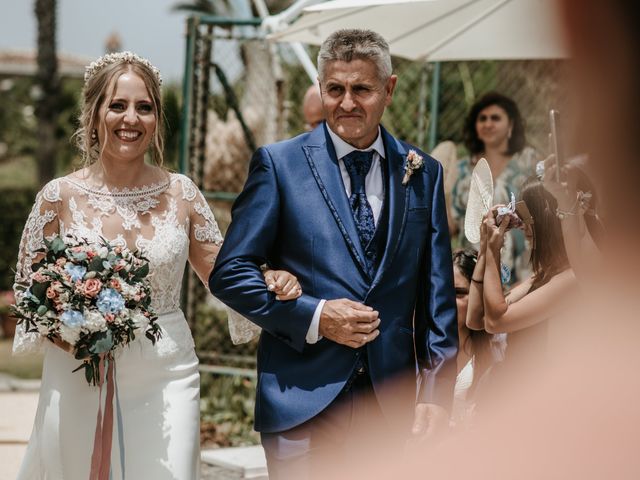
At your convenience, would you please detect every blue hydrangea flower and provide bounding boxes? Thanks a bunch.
[64,264,87,282]
[24,288,38,302]
[60,310,86,328]
[96,288,125,314]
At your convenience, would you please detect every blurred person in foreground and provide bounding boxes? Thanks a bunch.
[210,28,457,479]
[541,155,604,283]
[342,2,640,478]
[302,84,324,132]
[451,92,538,284]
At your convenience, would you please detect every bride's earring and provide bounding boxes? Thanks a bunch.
[91,129,97,141]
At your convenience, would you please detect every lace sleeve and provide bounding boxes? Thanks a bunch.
[226,307,261,345]
[180,175,260,344]
[182,176,223,284]
[13,180,61,355]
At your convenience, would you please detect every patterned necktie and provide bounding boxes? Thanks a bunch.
[342,150,376,273]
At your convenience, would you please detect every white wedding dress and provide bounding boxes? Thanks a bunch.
[13,172,224,480]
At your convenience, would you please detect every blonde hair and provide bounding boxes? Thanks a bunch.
[73,58,164,167]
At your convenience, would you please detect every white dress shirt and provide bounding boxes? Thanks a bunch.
[306,126,386,343]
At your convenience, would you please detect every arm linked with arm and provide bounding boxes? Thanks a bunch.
[208,148,320,353]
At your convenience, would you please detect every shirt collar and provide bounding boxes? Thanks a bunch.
[326,125,386,160]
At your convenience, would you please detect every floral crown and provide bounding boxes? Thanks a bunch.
[84,51,162,86]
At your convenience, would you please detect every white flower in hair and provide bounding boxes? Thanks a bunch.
[84,51,162,85]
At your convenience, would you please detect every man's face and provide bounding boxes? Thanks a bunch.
[320,59,397,149]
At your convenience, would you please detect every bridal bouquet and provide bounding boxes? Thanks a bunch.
[12,234,162,385]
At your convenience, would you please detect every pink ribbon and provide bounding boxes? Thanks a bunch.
[89,353,115,480]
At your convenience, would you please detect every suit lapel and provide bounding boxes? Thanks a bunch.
[371,127,409,289]
[303,126,370,277]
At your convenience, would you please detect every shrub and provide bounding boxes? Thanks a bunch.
[0,188,37,291]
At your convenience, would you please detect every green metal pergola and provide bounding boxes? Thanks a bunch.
[178,14,443,194]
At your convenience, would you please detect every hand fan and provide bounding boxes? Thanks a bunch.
[464,158,493,244]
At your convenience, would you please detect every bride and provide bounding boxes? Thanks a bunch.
[12,51,301,479]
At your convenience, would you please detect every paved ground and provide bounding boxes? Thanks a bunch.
[0,391,37,480]
[201,463,245,479]
[0,375,263,479]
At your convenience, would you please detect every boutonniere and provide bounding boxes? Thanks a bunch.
[402,149,424,186]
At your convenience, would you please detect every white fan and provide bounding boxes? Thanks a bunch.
[464,158,494,244]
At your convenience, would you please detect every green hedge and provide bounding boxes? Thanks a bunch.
[0,188,37,291]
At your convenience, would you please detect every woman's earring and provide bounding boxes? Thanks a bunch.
[91,130,97,141]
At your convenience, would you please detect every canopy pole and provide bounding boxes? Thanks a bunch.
[416,62,429,148]
[179,16,197,174]
[428,61,441,152]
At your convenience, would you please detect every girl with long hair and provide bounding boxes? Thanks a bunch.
[466,177,576,375]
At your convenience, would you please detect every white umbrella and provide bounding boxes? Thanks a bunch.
[269,0,568,61]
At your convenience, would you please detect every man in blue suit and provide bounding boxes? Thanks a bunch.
[210,29,458,478]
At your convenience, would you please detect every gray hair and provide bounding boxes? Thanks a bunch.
[317,29,392,83]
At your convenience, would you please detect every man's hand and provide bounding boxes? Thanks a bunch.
[409,403,449,446]
[319,299,380,348]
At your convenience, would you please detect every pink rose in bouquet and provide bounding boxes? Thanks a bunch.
[81,278,102,297]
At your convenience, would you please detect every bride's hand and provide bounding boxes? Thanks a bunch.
[262,269,302,301]
[51,337,93,360]
[51,337,77,355]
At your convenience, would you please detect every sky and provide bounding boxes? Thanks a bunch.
[0,0,196,83]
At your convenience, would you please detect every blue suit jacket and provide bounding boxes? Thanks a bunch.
[209,124,458,433]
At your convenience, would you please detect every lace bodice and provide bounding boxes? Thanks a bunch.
[12,172,223,354]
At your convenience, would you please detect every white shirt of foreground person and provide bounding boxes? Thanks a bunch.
[306,125,385,343]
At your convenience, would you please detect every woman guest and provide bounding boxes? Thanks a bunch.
[451,92,538,284]
[12,51,301,479]
[466,178,577,382]
[451,249,504,427]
